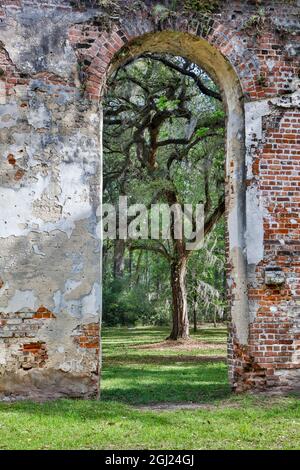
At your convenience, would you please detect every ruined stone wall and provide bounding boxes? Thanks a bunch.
[0,0,102,398]
[0,0,299,399]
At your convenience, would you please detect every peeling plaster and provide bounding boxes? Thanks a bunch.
[0,163,93,239]
[53,282,100,319]
[28,102,51,129]
[0,104,18,129]
[245,99,271,177]
[0,10,85,79]
[32,244,46,257]
[0,174,51,238]
[246,186,264,266]
[3,289,37,314]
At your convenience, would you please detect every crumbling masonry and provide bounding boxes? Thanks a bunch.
[0,0,299,399]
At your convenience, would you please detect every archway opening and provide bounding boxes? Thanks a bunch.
[100,31,247,403]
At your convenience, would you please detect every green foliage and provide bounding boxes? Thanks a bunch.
[182,0,220,14]
[257,73,267,87]
[212,109,225,120]
[242,7,266,33]
[96,0,115,6]
[103,279,153,326]
[156,96,180,111]
[152,3,173,21]
[103,249,172,327]
[196,127,209,137]
[151,0,220,22]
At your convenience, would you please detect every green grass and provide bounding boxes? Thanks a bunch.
[0,325,300,450]
[101,325,230,404]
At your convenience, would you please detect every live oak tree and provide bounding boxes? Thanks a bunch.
[103,54,225,340]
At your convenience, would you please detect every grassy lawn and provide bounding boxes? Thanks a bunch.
[0,325,300,450]
[101,325,230,404]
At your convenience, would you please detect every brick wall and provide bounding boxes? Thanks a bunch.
[0,0,299,398]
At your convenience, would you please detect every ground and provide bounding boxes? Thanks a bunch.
[0,325,300,450]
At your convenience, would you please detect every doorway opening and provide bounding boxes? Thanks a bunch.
[101,49,231,405]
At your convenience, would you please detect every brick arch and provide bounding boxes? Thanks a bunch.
[69,16,251,389]
[68,10,256,102]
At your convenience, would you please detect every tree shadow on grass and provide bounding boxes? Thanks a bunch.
[102,327,230,406]
[103,328,168,338]
[106,354,226,365]
[101,361,231,405]
[0,399,175,427]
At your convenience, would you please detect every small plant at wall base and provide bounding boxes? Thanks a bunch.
[153,1,220,16]
[242,7,267,34]
[257,73,267,87]
[182,0,220,14]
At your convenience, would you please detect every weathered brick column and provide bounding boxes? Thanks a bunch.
[0,0,299,399]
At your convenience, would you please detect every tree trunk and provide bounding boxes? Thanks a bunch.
[128,249,132,280]
[113,239,125,278]
[102,243,109,279]
[167,256,190,340]
[193,291,198,333]
[134,250,143,286]
[191,269,198,333]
